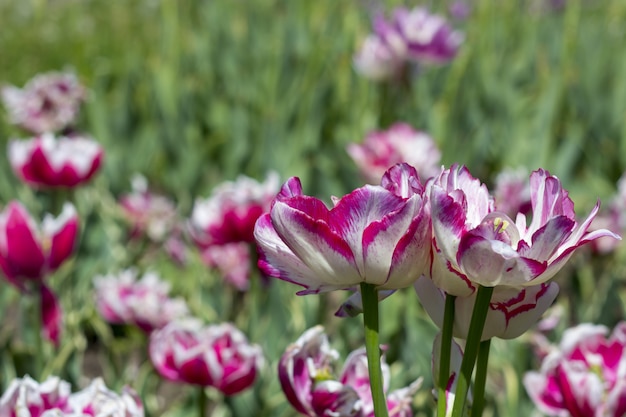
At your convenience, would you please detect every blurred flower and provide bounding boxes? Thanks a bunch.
[387,7,463,65]
[279,326,422,417]
[8,133,103,188]
[353,34,406,81]
[429,165,619,296]
[492,167,531,219]
[415,276,559,340]
[524,322,626,417]
[449,1,471,21]
[346,123,441,184]
[0,375,143,417]
[0,201,78,344]
[150,319,264,395]
[119,174,178,242]
[201,242,251,291]
[254,163,431,294]
[94,269,188,333]
[1,71,86,134]
[0,201,78,288]
[189,172,279,247]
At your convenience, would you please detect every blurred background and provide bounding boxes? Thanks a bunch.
[1,0,626,416]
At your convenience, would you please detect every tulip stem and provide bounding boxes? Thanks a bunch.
[450,285,494,417]
[198,386,207,417]
[470,339,491,416]
[438,293,456,417]
[360,283,389,417]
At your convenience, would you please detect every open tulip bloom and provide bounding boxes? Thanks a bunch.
[0,201,79,345]
[8,133,104,189]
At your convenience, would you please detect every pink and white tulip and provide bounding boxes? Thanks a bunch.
[279,326,422,417]
[94,269,189,333]
[1,71,86,134]
[524,322,626,417]
[353,35,405,81]
[347,123,441,184]
[189,172,279,246]
[415,276,559,340]
[201,242,251,291]
[0,376,143,417]
[0,201,78,289]
[149,319,263,395]
[492,167,531,219]
[254,163,431,294]
[429,165,619,295]
[8,133,103,189]
[119,174,178,242]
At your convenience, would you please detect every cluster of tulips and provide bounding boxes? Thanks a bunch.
[2,4,626,417]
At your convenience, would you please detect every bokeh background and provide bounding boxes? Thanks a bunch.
[1,0,626,416]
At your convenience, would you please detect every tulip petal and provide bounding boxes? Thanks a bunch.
[0,202,45,282]
[45,203,79,271]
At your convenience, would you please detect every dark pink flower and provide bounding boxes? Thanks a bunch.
[189,173,279,246]
[347,123,441,184]
[8,133,103,189]
[524,322,626,417]
[254,163,431,294]
[94,269,189,333]
[201,242,251,291]
[0,376,143,417]
[278,326,422,417]
[149,319,264,395]
[0,201,78,289]
[1,71,86,134]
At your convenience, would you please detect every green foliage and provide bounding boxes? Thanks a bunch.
[1,0,626,416]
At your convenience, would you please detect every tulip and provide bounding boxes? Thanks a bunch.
[8,133,103,189]
[278,326,422,417]
[189,172,279,246]
[346,123,441,184]
[201,242,251,291]
[429,165,620,295]
[524,322,626,417]
[0,376,143,417]
[1,71,86,134]
[415,276,559,340]
[0,201,78,289]
[492,167,531,219]
[94,269,189,332]
[389,7,463,65]
[353,34,406,81]
[254,163,431,294]
[119,174,178,242]
[149,319,264,395]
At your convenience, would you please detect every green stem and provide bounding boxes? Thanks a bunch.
[198,386,207,417]
[438,294,456,417]
[360,283,389,417]
[450,285,494,417]
[470,340,492,416]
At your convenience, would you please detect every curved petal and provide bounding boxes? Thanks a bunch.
[271,200,361,288]
[46,203,79,271]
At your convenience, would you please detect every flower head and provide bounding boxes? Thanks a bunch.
[279,326,422,417]
[0,376,143,417]
[429,165,619,295]
[8,133,103,189]
[2,71,86,134]
[201,242,251,291]
[254,163,431,294]
[524,322,626,417]
[353,34,406,81]
[149,319,264,395]
[189,172,279,247]
[94,269,189,333]
[347,123,441,184]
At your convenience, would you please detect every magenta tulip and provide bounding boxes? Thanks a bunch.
[254,163,431,294]
[149,319,263,395]
[524,322,626,417]
[189,172,279,246]
[8,133,103,188]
